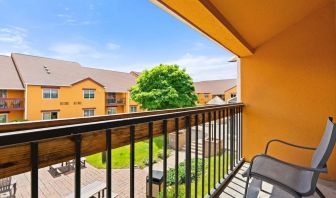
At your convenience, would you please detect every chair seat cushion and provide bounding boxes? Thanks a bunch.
[250,155,315,194]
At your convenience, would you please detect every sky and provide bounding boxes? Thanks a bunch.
[0,0,236,81]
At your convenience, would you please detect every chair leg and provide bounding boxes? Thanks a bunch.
[315,187,326,198]
[244,175,250,198]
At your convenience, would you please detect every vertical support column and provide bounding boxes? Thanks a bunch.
[195,114,199,196]
[148,122,153,198]
[218,110,221,182]
[201,113,205,198]
[74,134,82,198]
[230,109,234,171]
[31,142,38,198]
[130,125,135,198]
[207,112,211,194]
[185,116,191,198]
[163,119,168,198]
[174,118,179,198]
[213,111,217,188]
[106,129,112,198]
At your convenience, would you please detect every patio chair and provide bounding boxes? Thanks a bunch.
[0,176,17,197]
[243,117,336,198]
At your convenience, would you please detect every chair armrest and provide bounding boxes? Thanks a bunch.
[265,139,316,154]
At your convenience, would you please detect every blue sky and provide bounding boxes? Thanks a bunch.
[0,0,236,81]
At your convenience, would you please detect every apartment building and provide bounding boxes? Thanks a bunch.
[194,79,237,105]
[0,53,140,122]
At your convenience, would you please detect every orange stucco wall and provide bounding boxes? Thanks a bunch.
[197,93,212,105]
[241,4,336,180]
[224,86,237,102]
[26,79,105,120]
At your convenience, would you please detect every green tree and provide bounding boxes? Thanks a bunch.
[131,64,197,110]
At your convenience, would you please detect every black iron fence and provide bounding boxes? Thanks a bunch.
[0,103,243,198]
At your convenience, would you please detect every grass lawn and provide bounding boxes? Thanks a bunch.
[161,154,230,197]
[86,135,164,169]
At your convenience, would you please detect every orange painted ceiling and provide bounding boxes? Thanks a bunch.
[153,0,333,56]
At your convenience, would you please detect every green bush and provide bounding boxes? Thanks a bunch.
[166,159,203,186]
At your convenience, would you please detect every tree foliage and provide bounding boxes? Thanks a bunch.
[130,64,197,110]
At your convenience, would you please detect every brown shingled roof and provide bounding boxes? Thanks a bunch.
[81,67,137,92]
[0,55,24,90]
[194,79,236,95]
[11,53,136,92]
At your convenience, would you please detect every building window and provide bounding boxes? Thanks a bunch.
[84,109,95,117]
[0,90,7,98]
[231,93,237,98]
[0,114,8,123]
[83,89,95,99]
[107,108,117,115]
[204,94,209,98]
[42,111,58,120]
[130,106,137,113]
[43,89,58,99]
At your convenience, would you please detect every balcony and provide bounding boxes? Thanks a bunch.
[0,104,245,197]
[0,104,335,197]
[106,98,126,106]
[0,98,24,112]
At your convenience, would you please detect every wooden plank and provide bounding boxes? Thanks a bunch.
[0,105,219,133]
[0,104,243,179]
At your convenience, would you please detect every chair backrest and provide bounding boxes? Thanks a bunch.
[311,117,336,169]
[0,177,11,193]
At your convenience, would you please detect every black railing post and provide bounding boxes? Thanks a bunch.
[74,134,82,198]
[201,113,205,198]
[106,129,112,198]
[240,106,243,159]
[230,109,234,171]
[130,125,135,198]
[222,110,225,179]
[174,118,179,198]
[213,111,217,188]
[148,122,153,198]
[30,142,38,198]
[185,116,192,198]
[207,112,211,195]
[218,110,221,183]
[163,119,168,198]
[195,114,199,196]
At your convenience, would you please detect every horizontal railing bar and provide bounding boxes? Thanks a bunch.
[0,104,243,148]
[0,104,240,133]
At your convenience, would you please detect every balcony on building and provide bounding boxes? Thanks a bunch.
[106,92,126,106]
[0,98,24,112]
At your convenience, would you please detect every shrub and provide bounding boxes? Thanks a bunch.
[166,159,203,186]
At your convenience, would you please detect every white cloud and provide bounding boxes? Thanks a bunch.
[0,26,37,55]
[121,53,237,81]
[0,27,26,45]
[49,43,103,58]
[106,42,120,50]
[57,13,96,26]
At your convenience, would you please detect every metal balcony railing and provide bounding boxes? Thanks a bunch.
[0,103,243,198]
[0,98,24,111]
[106,98,125,106]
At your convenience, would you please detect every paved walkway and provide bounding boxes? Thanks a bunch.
[10,150,184,198]
[12,163,147,198]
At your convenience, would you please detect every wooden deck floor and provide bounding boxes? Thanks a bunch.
[3,161,335,198]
